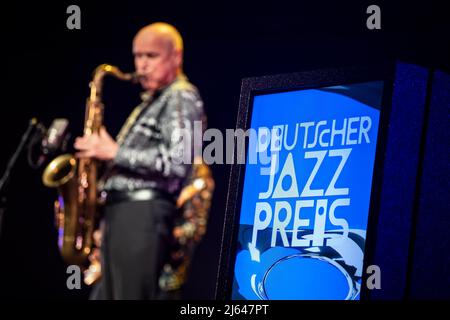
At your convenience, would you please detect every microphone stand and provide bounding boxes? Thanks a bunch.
[0,118,39,239]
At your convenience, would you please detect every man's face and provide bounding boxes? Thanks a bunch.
[133,32,181,91]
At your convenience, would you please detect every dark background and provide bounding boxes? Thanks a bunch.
[0,1,449,299]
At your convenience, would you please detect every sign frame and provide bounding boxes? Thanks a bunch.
[215,64,395,300]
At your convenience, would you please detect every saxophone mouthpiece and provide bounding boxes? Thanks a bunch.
[132,72,146,83]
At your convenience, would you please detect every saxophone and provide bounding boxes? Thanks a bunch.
[42,64,135,266]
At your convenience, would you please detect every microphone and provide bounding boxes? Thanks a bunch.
[41,118,69,156]
[27,118,70,169]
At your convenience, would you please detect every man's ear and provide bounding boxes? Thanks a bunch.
[174,49,183,69]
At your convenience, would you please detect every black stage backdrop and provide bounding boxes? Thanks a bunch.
[0,1,448,299]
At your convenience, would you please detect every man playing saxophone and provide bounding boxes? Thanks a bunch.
[74,22,205,300]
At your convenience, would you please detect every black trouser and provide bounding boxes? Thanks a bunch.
[91,197,175,300]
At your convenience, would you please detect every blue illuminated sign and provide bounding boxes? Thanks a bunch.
[231,81,383,300]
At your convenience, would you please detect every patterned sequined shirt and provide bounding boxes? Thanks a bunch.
[103,75,205,195]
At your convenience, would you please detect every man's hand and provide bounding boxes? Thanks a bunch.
[74,126,119,161]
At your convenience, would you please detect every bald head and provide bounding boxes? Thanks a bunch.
[133,22,184,92]
[134,22,183,53]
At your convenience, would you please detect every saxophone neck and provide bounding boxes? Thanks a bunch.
[89,64,136,101]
